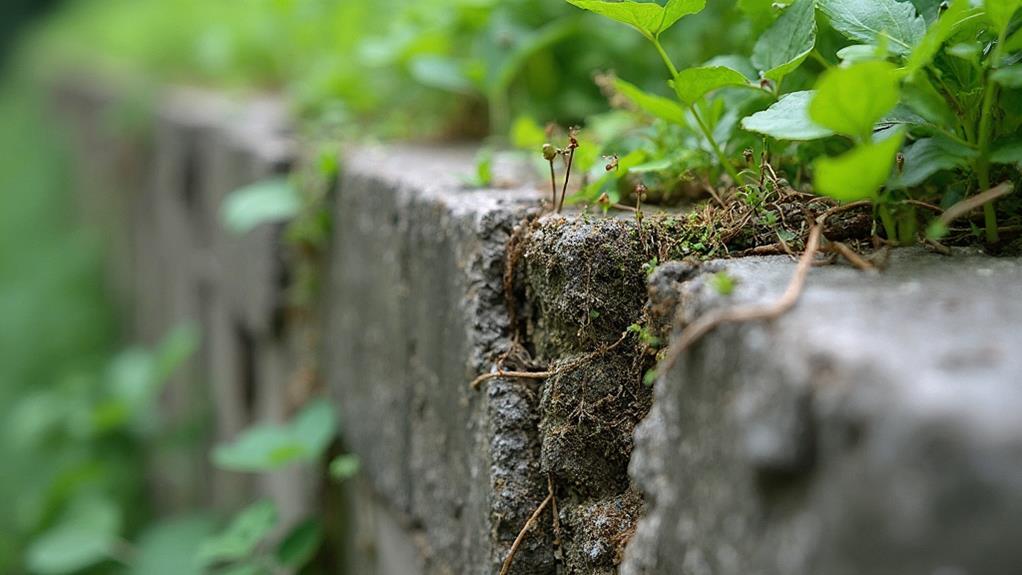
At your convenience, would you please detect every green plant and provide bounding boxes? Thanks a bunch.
[566,0,1022,244]
[196,500,324,575]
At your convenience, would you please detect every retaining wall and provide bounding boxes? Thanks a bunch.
[53,78,1022,575]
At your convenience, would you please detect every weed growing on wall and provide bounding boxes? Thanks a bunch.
[563,0,1022,245]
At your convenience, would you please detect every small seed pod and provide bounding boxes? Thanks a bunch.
[568,126,580,150]
[604,154,620,172]
[542,143,558,162]
[635,182,649,202]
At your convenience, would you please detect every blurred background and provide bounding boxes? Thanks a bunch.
[0,1,759,573]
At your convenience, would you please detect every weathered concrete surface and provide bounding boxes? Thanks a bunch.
[324,145,549,574]
[624,249,1022,575]
[52,78,316,527]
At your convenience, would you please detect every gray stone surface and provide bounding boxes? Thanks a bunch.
[624,249,1022,575]
[324,145,548,574]
[52,78,316,526]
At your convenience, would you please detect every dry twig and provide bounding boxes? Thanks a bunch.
[657,201,870,374]
[938,182,1014,228]
[828,241,876,272]
[498,494,553,575]
[471,331,631,390]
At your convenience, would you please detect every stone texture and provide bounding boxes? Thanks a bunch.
[324,145,549,574]
[624,249,1022,575]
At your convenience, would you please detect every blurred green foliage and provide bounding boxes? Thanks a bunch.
[29,0,747,136]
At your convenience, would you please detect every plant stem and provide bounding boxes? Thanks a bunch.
[558,148,575,213]
[974,27,1007,244]
[690,104,743,184]
[651,36,679,78]
[649,37,741,185]
[879,204,898,244]
[548,160,557,209]
[809,50,833,70]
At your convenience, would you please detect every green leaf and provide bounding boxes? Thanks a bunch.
[510,116,547,149]
[986,0,1022,32]
[836,44,882,64]
[751,0,817,83]
[614,77,688,125]
[900,74,960,129]
[661,0,709,33]
[671,66,751,106]
[212,399,337,472]
[889,136,978,187]
[992,64,1022,88]
[909,0,946,23]
[26,497,121,575]
[818,0,926,55]
[1006,27,1022,52]
[131,515,216,575]
[810,60,901,141]
[739,0,796,30]
[814,131,906,201]
[409,56,475,94]
[221,178,300,235]
[276,519,323,568]
[564,0,705,38]
[329,454,361,480]
[741,91,835,140]
[992,139,1022,165]
[905,0,979,74]
[197,501,277,566]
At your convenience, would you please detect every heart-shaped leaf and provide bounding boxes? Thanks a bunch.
[810,60,901,141]
[751,0,817,83]
[564,0,705,38]
[614,77,688,125]
[818,0,926,56]
[671,66,750,106]
[741,91,835,140]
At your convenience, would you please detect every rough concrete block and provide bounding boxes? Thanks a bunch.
[325,145,549,574]
[624,249,1022,575]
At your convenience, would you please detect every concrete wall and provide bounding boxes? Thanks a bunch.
[53,77,1022,575]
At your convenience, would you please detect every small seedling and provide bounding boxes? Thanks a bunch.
[709,271,737,296]
[542,126,583,213]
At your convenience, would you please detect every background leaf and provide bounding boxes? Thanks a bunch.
[197,500,277,566]
[751,0,817,83]
[221,178,300,235]
[131,515,215,575]
[986,0,1022,32]
[889,135,978,187]
[671,66,750,105]
[992,140,1022,166]
[741,91,835,140]
[275,519,323,568]
[212,399,337,472]
[818,0,926,55]
[614,77,689,125]
[329,454,361,480]
[26,497,120,575]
